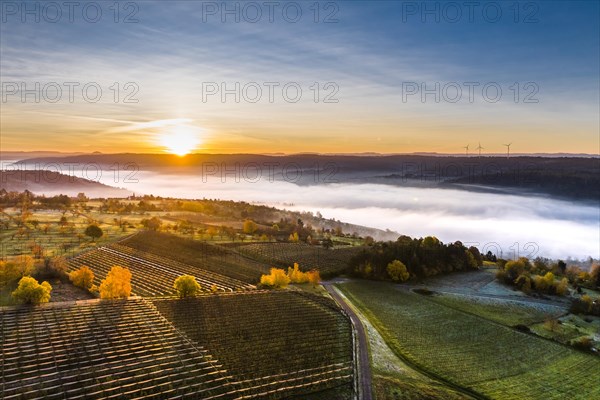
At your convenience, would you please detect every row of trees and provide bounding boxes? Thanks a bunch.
[260,263,321,289]
[349,235,481,281]
[496,257,599,296]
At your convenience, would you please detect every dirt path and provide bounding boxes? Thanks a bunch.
[324,283,373,400]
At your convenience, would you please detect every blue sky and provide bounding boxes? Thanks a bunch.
[1,0,598,154]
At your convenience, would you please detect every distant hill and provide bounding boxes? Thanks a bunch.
[0,170,129,197]
[14,153,600,202]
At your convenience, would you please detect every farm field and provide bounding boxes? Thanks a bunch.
[330,286,472,400]
[0,208,133,259]
[226,242,363,277]
[424,292,566,327]
[120,231,271,283]
[0,298,237,399]
[67,243,255,296]
[153,291,354,398]
[337,280,600,400]
[0,292,354,399]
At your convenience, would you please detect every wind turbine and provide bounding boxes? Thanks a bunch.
[463,144,470,156]
[503,143,512,159]
[476,142,484,157]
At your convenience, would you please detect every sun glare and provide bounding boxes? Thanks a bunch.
[159,125,201,156]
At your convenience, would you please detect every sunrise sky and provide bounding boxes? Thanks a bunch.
[1,1,598,155]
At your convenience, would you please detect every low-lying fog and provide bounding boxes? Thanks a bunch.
[6,163,598,261]
[93,170,597,261]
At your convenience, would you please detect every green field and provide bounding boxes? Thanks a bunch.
[424,292,565,327]
[337,281,600,400]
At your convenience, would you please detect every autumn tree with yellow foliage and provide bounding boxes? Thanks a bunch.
[243,219,258,234]
[99,266,132,299]
[12,276,52,304]
[287,263,309,284]
[173,275,201,298]
[307,270,321,287]
[0,255,35,286]
[69,266,95,291]
[387,260,410,282]
[260,268,290,288]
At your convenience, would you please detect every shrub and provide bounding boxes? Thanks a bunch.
[173,275,201,298]
[572,337,593,352]
[99,266,132,299]
[69,266,95,291]
[570,295,593,314]
[12,276,52,305]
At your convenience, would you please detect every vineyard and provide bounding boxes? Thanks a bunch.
[0,298,237,400]
[229,242,363,277]
[338,281,600,400]
[152,291,354,398]
[67,244,255,296]
[0,292,354,399]
[120,231,271,283]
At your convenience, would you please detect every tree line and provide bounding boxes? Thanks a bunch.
[348,235,481,281]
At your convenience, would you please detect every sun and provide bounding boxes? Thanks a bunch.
[159,125,201,156]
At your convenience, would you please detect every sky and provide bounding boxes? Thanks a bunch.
[1,0,599,155]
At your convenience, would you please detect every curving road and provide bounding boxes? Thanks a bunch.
[323,283,373,400]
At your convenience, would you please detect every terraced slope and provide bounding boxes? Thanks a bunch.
[0,299,236,400]
[153,291,354,398]
[120,232,270,283]
[68,245,254,297]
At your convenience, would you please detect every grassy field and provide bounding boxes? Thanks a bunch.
[337,281,600,400]
[424,292,565,327]
[331,287,472,400]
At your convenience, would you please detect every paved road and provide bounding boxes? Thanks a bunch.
[323,283,373,400]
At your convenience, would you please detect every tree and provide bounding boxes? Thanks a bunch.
[288,232,299,243]
[590,264,600,287]
[206,226,218,240]
[515,274,532,293]
[260,268,290,288]
[557,260,567,274]
[173,275,201,298]
[12,276,52,304]
[84,224,103,241]
[69,266,95,290]
[387,260,410,282]
[556,277,569,296]
[243,219,258,234]
[307,270,321,287]
[0,255,35,286]
[48,256,68,276]
[142,217,162,231]
[99,266,132,299]
[287,263,309,284]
